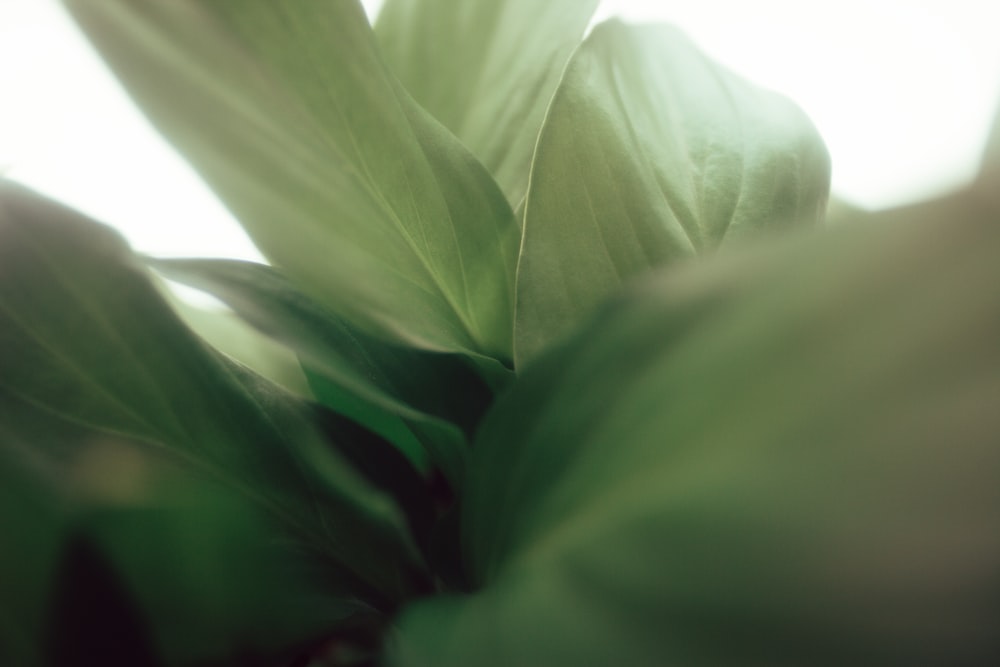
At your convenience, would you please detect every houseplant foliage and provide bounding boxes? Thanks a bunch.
[1,0,998,665]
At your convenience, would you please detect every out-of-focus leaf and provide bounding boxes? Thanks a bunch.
[45,534,162,667]
[978,101,1000,190]
[152,258,503,486]
[157,282,313,398]
[64,0,519,361]
[515,21,830,364]
[823,197,868,226]
[0,423,65,667]
[375,0,599,207]
[0,397,362,667]
[0,183,427,621]
[392,200,1000,666]
[153,260,430,468]
[309,406,437,564]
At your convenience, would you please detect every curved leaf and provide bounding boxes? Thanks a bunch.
[0,421,66,667]
[156,283,314,399]
[0,395,366,667]
[0,182,426,614]
[375,0,599,207]
[152,258,504,486]
[64,0,519,360]
[515,21,831,364]
[393,200,1000,665]
[979,101,1000,187]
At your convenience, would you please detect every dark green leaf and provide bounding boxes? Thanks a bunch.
[393,199,1000,666]
[375,0,599,207]
[515,21,831,364]
[0,396,361,667]
[46,534,162,667]
[0,421,66,667]
[310,407,436,563]
[0,183,427,641]
[64,0,519,360]
[152,258,505,486]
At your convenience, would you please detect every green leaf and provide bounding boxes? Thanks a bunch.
[392,199,1000,665]
[0,420,66,667]
[45,534,162,667]
[64,0,519,360]
[0,395,362,667]
[156,281,314,398]
[979,101,1000,185]
[151,258,504,486]
[309,407,438,564]
[515,21,831,364]
[375,0,599,207]
[0,183,426,617]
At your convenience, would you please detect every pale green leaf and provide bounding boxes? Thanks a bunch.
[64,0,519,360]
[375,0,599,206]
[515,21,831,364]
[393,197,1000,666]
[978,100,1000,188]
[156,282,314,399]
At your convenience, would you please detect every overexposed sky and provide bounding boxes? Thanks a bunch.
[1,0,998,261]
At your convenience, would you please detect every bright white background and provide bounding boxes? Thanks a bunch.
[1,0,998,261]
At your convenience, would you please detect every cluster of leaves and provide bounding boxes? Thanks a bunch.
[2,0,998,665]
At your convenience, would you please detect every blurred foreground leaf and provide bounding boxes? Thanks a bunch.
[393,195,1000,666]
[0,398,363,667]
[157,284,313,398]
[0,182,428,664]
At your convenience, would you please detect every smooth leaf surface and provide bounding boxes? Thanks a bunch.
[0,419,66,667]
[157,282,313,398]
[375,0,599,207]
[46,534,163,667]
[152,258,502,486]
[515,21,831,364]
[0,183,426,617]
[65,0,519,360]
[979,102,1000,187]
[0,394,362,667]
[393,198,1000,666]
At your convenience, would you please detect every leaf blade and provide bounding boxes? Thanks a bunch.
[515,21,831,364]
[393,195,1000,666]
[64,0,519,360]
[0,392,365,667]
[375,0,599,207]
[151,257,503,486]
[0,181,425,612]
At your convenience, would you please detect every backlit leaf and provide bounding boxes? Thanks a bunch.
[0,183,426,628]
[978,101,1000,187]
[375,0,599,207]
[152,258,504,486]
[65,0,519,360]
[515,21,830,364]
[156,282,313,399]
